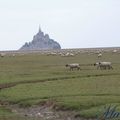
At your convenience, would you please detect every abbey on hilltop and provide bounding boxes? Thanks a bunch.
[19,27,61,51]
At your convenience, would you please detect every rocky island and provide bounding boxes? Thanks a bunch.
[19,27,61,50]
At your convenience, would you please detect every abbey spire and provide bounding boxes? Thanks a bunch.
[19,26,61,50]
[38,25,42,33]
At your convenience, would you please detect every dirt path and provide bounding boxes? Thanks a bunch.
[8,103,92,120]
[0,100,95,120]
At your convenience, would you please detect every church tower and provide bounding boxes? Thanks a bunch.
[38,25,42,33]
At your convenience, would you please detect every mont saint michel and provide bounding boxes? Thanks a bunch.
[19,27,61,51]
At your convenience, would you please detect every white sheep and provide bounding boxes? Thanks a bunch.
[113,50,117,53]
[98,53,102,58]
[66,63,81,70]
[0,53,5,57]
[94,62,113,70]
[61,52,75,57]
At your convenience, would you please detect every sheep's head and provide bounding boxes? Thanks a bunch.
[94,62,99,66]
[66,64,69,67]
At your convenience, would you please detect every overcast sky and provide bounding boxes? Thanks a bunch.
[0,0,120,50]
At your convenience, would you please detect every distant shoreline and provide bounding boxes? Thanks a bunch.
[0,46,120,53]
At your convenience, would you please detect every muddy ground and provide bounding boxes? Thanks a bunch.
[9,105,92,120]
[0,101,95,120]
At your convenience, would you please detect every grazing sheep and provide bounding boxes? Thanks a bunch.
[99,62,113,70]
[94,62,113,70]
[68,53,74,56]
[94,62,99,68]
[98,53,102,58]
[0,53,5,57]
[113,49,117,53]
[47,52,57,56]
[66,63,81,70]
[61,52,74,57]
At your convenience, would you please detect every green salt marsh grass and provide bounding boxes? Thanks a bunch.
[0,51,120,119]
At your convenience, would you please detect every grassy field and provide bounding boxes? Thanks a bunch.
[0,51,120,119]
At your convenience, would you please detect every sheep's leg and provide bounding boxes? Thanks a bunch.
[103,66,106,70]
[97,65,100,70]
[108,65,110,70]
[78,67,80,70]
[110,66,113,70]
[100,66,104,70]
[70,67,73,71]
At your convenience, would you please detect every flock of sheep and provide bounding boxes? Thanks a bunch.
[65,51,115,71]
[65,62,113,71]
[0,48,119,71]
[65,52,113,71]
